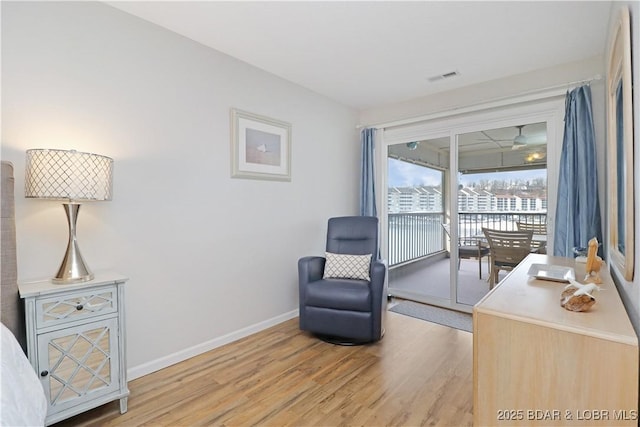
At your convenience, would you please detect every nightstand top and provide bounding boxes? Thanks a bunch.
[18,271,128,298]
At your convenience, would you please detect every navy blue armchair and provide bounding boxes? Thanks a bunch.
[298,216,387,344]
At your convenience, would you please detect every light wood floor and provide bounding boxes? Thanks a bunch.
[55,312,473,426]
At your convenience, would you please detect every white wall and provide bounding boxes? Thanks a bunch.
[606,1,640,332]
[1,1,359,377]
[359,56,606,128]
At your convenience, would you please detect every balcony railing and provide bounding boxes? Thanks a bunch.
[458,212,547,244]
[388,212,445,266]
[388,211,547,267]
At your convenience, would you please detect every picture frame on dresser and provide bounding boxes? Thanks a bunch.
[606,7,634,282]
[230,108,292,181]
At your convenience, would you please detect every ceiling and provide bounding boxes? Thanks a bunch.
[106,1,612,111]
[388,121,549,173]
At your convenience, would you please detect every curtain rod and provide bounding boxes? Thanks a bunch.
[358,74,603,130]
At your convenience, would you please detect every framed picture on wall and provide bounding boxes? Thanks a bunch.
[606,7,634,281]
[230,108,291,181]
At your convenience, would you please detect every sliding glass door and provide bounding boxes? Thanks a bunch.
[455,123,548,305]
[382,99,563,312]
[387,137,451,306]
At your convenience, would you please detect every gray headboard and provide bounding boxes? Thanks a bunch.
[1,161,26,353]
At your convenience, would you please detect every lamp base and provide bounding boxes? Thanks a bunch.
[52,273,94,285]
[52,203,94,284]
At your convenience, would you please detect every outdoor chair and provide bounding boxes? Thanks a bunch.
[482,227,533,289]
[442,223,490,279]
[516,221,547,254]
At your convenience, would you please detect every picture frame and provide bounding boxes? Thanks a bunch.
[230,108,291,181]
[606,7,634,281]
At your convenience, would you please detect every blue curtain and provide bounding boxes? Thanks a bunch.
[554,85,602,257]
[359,128,377,217]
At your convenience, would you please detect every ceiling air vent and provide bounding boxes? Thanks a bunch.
[427,70,460,83]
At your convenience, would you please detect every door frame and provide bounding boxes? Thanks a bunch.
[378,97,565,312]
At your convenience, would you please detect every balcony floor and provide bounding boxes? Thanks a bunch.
[389,255,509,307]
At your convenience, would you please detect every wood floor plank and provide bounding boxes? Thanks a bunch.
[54,312,473,426]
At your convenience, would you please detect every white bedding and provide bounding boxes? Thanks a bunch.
[0,323,47,427]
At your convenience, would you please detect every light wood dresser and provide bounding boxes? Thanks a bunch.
[473,254,638,426]
[19,272,129,425]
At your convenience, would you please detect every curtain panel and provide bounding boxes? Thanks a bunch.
[359,128,377,217]
[554,85,602,257]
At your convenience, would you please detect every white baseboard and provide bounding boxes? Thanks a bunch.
[127,309,299,380]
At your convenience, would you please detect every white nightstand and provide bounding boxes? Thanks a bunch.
[19,272,129,426]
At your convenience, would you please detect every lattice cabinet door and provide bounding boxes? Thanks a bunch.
[37,317,120,414]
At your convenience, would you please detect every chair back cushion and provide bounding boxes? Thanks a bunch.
[326,216,378,257]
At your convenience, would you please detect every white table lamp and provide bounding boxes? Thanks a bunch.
[25,149,113,284]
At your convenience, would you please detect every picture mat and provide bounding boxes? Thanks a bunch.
[231,108,291,181]
[238,118,287,174]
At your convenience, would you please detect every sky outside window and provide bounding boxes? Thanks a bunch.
[388,158,546,187]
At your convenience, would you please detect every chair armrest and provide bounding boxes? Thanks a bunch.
[298,256,326,331]
[370,260,388,340]
[298,256,325,285]
[370,260,386,291]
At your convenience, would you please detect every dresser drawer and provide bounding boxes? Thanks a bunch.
[35,285,118,329]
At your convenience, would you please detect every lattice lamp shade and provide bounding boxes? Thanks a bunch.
[25,149,113,201]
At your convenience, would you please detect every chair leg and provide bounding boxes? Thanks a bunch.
[492,267,500,289]
[478,255,482,280]
[488,262,499,290]
[489,266,494,289]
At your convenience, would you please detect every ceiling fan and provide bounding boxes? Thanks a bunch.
[511,125,527,150]
[478,124,543,150]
